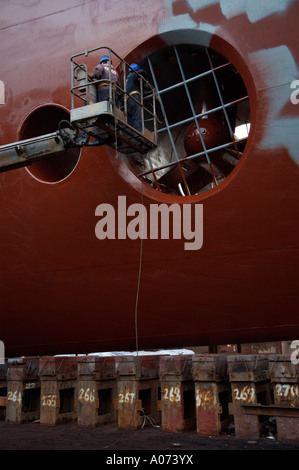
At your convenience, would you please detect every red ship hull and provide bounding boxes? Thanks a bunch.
[0,0,298,357]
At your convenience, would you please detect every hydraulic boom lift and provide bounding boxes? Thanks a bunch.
[0,47,158,172]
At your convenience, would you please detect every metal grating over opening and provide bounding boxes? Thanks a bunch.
[122,44,250,196]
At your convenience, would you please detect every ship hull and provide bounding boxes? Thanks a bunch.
[0,0,298,357]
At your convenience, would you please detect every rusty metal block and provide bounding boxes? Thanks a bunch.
[115,355,160,380]
[228,354,269,382]
[5,380,24,424]
[115,356,160,430]
[192,354,228,382]
[5,358,41,424]
[270,356,299,442]
[39,357,78,425]
[159,356,195,433]
[191,355,231,436]
[77,379,100,427]
[116,380,141,430]
[7,358,40,382]
[159,355,193,381]
[273,382,299,408]
[39,356,78,380]
[160,379,195,433]
[116,378,160,430]
[230,380,272,439]
[77,356,117,427]
[269,354,299,383]
[77,356,116,381]
[40,378,77,426]
[194,381,232,436]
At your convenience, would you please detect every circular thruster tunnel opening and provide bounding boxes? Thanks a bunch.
[122,43,250,197]
[20,105,80,183]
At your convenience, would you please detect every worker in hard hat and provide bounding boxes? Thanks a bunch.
[93,54,120,106]
[126,63,148,132]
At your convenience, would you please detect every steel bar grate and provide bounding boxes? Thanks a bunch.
[125,44,250,196]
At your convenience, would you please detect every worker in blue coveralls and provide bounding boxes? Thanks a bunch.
[126,63,148,132]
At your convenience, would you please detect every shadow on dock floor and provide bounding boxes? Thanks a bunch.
[1,421,299,451]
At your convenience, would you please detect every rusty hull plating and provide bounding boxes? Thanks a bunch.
[0,0,298,357]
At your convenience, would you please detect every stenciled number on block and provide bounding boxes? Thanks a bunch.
[79,387,96,402]
[163,386,181,403]
[196,389,216,409]
[41,394,57,407]
[7,390,22,404]
[118,392,135,405]
[275,384,299,398]
[233,386,255,403]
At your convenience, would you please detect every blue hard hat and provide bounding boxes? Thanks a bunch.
[129,63,140,71]
[100,55,109,63]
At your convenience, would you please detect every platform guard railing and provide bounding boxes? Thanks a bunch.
[70,46,158,139]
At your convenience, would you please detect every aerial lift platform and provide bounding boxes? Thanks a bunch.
[0,47,158,172]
